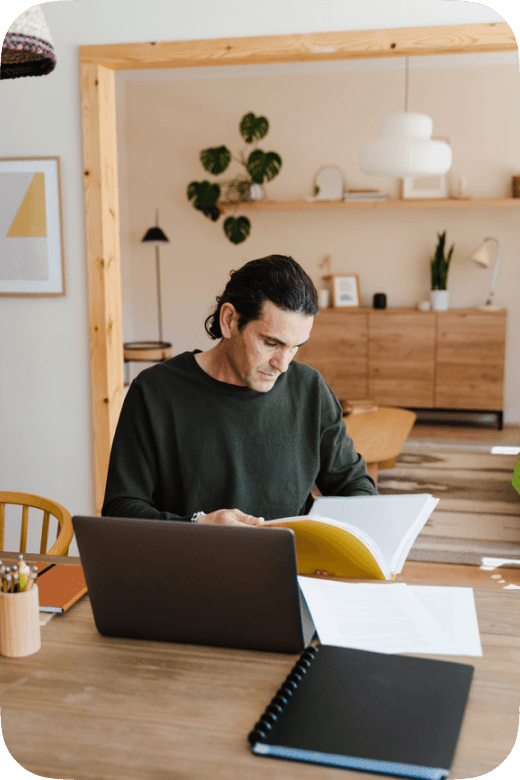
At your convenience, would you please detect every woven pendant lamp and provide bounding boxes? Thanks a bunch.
[1,5,56,80]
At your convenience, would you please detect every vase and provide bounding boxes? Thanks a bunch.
[249,183,264,201]
[318,289,330,309]
[430,290,449,311]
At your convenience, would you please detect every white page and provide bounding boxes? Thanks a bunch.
[408,585,482,657]
[298,577,456,655]
[310,495,438,574]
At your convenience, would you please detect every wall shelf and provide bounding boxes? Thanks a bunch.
[220,197,520,212]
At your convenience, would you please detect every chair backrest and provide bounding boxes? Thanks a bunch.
[0,492,73,555]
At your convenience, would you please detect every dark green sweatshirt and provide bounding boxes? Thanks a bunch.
[102,351,377,521]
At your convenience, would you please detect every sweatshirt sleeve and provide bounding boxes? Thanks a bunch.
[101,380,191,521]
[315,379,378,497]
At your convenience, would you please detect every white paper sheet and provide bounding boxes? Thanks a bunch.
[407,585,482,656]
[298,578,457,655]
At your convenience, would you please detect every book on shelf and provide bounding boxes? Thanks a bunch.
[343,189,388,201]
[264,494,438,579]
[34,561,87,613]
[248,644,474,779]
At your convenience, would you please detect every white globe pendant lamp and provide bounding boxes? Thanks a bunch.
[359,58,452,179]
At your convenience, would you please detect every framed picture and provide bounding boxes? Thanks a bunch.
[0,157,65,295]
[401,173,448,199]
[331,274,360,308]
[400,138,449,200]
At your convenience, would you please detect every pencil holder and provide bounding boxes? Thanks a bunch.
[0,585,41,658]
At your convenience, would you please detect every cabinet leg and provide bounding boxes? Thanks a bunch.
[497,411,503,430]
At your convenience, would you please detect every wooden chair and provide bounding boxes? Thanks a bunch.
[311,405,416,497]
[0,492,73,555]
[344,407,417,487]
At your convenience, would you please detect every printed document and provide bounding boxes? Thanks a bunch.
[408,585,482,656]
[298,578,482,656]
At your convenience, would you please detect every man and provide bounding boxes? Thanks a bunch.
[102,254,377,525]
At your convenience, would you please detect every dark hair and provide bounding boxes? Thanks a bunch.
[205,254,319,339]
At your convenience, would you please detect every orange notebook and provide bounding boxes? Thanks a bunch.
[34,562,88,613]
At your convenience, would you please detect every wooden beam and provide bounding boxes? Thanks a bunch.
[79,23,517,515]
[79,23,517,71]
[80,63,125,514]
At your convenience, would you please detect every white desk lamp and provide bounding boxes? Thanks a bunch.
[467,237,502,311]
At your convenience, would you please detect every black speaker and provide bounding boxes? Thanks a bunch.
[373,293,387,309]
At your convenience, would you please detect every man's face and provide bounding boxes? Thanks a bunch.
[221,300,314,392]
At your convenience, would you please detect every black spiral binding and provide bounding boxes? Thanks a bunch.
[248,645,320,746]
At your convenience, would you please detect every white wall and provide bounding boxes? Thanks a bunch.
[0,0,518,554]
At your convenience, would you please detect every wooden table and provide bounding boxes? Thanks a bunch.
[344,407,417,486]
[1,553,519,780]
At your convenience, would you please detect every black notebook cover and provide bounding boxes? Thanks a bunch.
[249,645,474,780]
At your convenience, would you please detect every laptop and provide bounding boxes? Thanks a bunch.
[72,515,315,653]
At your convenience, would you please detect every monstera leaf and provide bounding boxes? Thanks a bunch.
[200,146,231,175]
[187,181,221,221]
[240,112,269,144]
[247,150,282,184]
[188,113,282,242]
[224,216,251,244]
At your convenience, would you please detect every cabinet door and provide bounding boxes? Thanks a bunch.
[368,311,435,407]
[435,310,506,410]
[297,310,368,401]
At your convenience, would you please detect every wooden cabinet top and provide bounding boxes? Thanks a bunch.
[316,307,506,316]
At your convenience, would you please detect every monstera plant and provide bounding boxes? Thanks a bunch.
[187,112,282,244]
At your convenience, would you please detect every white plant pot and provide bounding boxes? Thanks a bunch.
[249,183,264,201]
[430,290,449,311]
[318,289,330,309]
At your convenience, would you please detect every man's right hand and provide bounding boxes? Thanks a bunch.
[196,509,265,526]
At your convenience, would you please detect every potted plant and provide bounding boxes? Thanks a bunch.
[187,112,282,244]
[430,231,454,311]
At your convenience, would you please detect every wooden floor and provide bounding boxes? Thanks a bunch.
[408,422,519,444]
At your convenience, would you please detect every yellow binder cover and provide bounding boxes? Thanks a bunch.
[263,494,439,579]
[264,518,385,579]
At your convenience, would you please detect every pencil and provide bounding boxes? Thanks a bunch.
[4,574,12,593]
[17,555,30,590]
[23,569,38,592]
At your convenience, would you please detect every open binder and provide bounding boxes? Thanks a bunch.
[249,644,474,779]
[264,494,438,578]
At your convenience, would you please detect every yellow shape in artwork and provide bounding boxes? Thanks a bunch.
[7,172,47,237]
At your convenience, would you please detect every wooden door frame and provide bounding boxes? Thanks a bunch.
[79,23,517,513]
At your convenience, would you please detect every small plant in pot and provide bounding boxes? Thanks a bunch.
[430,231,454,311]
[187,112,282,244]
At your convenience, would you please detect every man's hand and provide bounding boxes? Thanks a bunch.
[196,509,265,526]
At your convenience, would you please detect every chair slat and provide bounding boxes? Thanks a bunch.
[40,511,50,554]
[0,503,5,550]
[20,504,29,553]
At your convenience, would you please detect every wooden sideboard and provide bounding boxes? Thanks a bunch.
[297,308,506,425]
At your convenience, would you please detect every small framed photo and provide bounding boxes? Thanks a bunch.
[400,137,449,200]
[0,157,65,295]
[332,274,360,308]
[401,173,448,199]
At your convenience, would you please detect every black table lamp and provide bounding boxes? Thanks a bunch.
[123,210,172,381]
[141,209,170,343]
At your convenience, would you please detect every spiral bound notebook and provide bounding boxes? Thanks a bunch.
[248,645,474,780]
